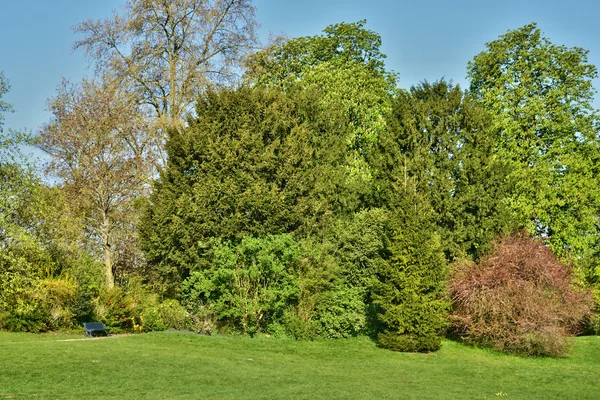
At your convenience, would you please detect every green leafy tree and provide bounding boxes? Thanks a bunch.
[0,134,95,331]
[139,86,354,292]
[373,80,514,261]
[467,23,600,270]
[246,20,389,81]
[246,21,397,182]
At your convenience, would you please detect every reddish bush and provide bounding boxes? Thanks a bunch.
[449,233,592,357]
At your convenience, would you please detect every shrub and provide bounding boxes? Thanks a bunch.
[314,286,368,338]
[0,308,49,333]
[94,287,138,333]
[449,233,593,357]
[314,208,388,338]
[181,234,336,337]
[141,299,190,332]
[181,235,303,336]
[37,278,77,330]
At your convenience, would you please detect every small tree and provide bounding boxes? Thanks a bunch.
[39,79,152,288]
[449,233,592,357]
[372,191,450,352]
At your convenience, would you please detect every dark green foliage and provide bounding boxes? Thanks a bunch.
[373,192,450,352]
[140,86,354,289]
[315,208,389,338]
[372,80,515,261]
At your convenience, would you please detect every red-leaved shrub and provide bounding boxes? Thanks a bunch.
[449,233,592,357]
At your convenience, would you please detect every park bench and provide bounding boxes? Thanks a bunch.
[83,322,109,337]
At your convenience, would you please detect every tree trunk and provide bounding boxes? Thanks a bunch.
[103,214,115,288]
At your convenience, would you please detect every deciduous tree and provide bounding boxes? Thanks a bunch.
[74,0,259,132]
[245,21,397,182]
[467,23,600,269]
[39,79,152,288]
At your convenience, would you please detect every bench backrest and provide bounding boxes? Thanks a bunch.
[84,322,105,330]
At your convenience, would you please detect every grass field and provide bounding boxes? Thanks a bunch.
[0,331,598,399]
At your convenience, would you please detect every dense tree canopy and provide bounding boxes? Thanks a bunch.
[467,23,600,269]
[139,86,356,290]
[373,80,515,260]
[2,15,599,352]
[246,21,397,181]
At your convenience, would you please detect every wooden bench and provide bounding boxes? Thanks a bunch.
[83,322,109,337]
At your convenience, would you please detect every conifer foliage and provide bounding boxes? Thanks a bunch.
[139,86,353,291]
[373,191,449,352]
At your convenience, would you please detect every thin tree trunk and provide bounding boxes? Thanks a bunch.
[103,213,115,288]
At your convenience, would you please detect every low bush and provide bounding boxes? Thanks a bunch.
[181,235,305,336]
[449,233,592,357]
[141,299,189,332]
[314,286,368,338]
[94,287,138,333]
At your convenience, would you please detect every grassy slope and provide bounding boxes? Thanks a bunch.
[0,331,598,399]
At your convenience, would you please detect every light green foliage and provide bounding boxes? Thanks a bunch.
[246,20,391,86]
[0,134,50,331]
[141,299,189,332]
[0,71,14,132]
[313,286,368,339]
[467,23,600,270]
[246,21,397,180]
[181,234,333,337]
[372,191,450,352]
[373,80,515,261]
[140,86,353,290]
[0,131,104,332]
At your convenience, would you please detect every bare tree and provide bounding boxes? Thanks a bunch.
[39,79,153,288]
[73,0,258,132]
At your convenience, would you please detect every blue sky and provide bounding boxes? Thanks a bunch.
[2,0,600,135]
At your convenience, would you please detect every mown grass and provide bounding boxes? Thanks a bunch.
[0,331,598,399]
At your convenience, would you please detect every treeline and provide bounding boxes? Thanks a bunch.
[1,1,599,357]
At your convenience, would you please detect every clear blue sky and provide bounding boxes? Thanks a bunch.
[2,0,600,135]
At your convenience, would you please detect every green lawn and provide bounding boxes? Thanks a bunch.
[0,331,598,399]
